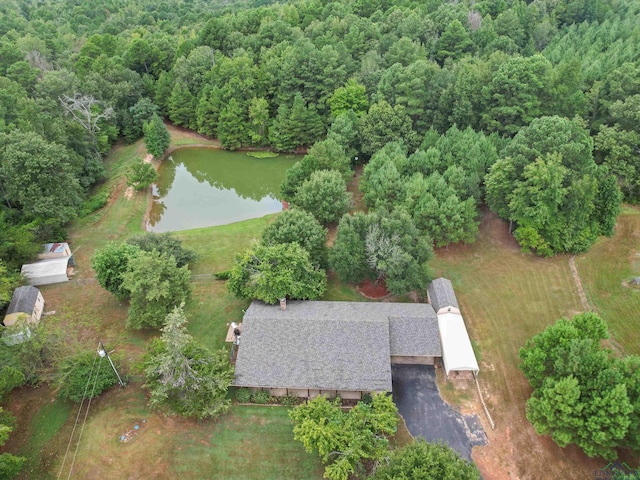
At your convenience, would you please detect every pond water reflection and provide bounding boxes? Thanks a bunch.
[147,148,299,232]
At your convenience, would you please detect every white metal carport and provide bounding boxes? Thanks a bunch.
[437,312,479,378]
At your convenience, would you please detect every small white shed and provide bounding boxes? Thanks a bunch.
[21,256,72,286]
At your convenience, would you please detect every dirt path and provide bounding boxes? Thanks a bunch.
[569,255,591,311]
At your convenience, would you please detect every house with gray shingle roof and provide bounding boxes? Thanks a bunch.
[234,300,441,399]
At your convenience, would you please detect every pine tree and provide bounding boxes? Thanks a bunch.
[143,114,170,159]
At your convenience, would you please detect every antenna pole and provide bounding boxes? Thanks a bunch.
[98,342,126,387]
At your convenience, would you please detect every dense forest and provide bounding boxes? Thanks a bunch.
[0,0,638,295]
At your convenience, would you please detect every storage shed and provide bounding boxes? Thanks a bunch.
[39,242,72,260]
[3,286,44,327]
[427,277,460,315]
[21,256,72,286]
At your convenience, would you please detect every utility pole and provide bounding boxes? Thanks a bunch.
[98,342,126,387]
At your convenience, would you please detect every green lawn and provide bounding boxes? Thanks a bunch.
[170,406,324,480]
[577,208,640,354]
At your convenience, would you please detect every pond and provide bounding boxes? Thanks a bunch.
[147,148,299,232]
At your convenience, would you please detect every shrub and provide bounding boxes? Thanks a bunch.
[127,159,158,191]
[236,387,252,403]
[80,190,109,216]
[214,270,231,280]
[280,395,299,407]
[251,390,271,404]
[57,351,122,403]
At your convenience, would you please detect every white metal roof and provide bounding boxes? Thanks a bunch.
[21,256,70,285]
[437,312,479,376]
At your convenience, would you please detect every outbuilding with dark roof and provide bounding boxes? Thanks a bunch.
[427,277,460,315]
[3,286,44,328]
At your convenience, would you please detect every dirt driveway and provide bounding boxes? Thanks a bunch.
[391,364,487,462]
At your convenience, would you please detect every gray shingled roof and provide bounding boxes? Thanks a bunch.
[428,278,459,313]
[234,300,441,392]
[389,316,441,357]
[234,314,392,391]
[6,286,41,316]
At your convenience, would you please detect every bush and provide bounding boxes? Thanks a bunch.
[251,390,271,404]
[126,159,158,191]
[214,270,231,280]
[57,351,122,403]
[280,395,299,407]
[80,190,109,216]
[236,387,252,403]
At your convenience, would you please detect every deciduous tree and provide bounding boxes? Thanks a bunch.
[520,312,639,459]
[290,393,398,480]
[121,250,192,329]
[371,439,480,480]
[227,243,326,304]
[292,170,352,225]
[91,242,142,300]
[262,209,328,268]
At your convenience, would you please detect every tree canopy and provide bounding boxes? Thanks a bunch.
[290,394,398,480]
[485,116,621,255]
[519,312,640,459]
[331,209,433,295]
[227,242,326,304]
[371,439,480,480]
[261,209,328,268]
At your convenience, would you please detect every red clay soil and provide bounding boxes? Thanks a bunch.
[357,278,390,299]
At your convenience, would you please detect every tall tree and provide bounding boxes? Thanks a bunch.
[144,306,233,419]
[359,101,418,156]
[143,114,170,159]
[91,242,142,300]
[485,116,620,255]
[292,170,352,225]
[331,209,433,295]
[290,393,398,480]
[121,250,192,329]
[280,139,352,201]
[435,19,473,64]
[262,209,328,268]
[217,98,248,150]
[327,78,369,117]
[520,312,638,459]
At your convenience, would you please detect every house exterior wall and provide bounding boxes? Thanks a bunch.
[268,387,287,397]
[337,390,362,400]
[390,355,436,365]
[287,388,309,397]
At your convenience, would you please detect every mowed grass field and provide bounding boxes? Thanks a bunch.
[5,127,640,479]
[430,210,640,479]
